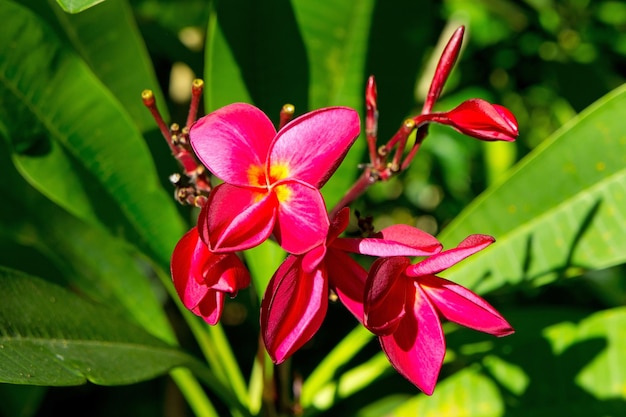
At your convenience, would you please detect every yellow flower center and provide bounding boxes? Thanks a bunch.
[246,163,291,202]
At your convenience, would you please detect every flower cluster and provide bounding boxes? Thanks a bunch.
[146,26,517,394]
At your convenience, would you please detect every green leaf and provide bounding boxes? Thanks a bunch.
[292,0,374,208]
[0,149,174,343]
[0,267,192,386]
[46,0,169,132]
[0,0,187,267]
[438,84,626,294]
[55,0,104,14]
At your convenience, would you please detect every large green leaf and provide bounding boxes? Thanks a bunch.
[0,0,186,267]
[0,267,192,386]
[438,84,626,294]
[55,0,104,14]
[292,0,374,208]
[45,0,169,132]
[0,147,174,343]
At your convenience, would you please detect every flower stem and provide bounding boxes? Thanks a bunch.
[329,170,376,220]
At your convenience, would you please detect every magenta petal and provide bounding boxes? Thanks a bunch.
[328,207,351,244]
[363,257,410,335]
[273,180,329,254]
[192,290,225,325]
[444,99,518,142]
[269,107,360,188]
[334,224,442,257]
[190,103,276,185]
[380,283,446,395]
[327,249,367,323]
[171,228,210,310]
[406,234,494,277]
[419,275,514,336]
[206,253,251,295]
[200,183,277,252]
[261,256,328,363]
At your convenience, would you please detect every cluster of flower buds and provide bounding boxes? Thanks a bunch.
[144,26,517,394]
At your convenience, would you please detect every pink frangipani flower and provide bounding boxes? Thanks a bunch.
[171,227,250,325]
[364,234,514,395]
[190,103,360,254]
[261,208,442,363]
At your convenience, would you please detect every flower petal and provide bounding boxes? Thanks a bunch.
[261,255,328,363]
[192,290,225,325]
[190,103,276,185]
[327,249,367,323]
[333,224,442,257]
[199,183,277,252]
[269,107,360,188]
[419,275,514,336]
[406,234,494,277]
[171,227,210,310]
[443,99,518,142]
[273,180,329,254]
[364,257,410,335]
[206,252,251,295]
[380,283,445,395]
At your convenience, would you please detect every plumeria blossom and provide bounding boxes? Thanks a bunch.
[171,227,250,325]
[190,103,360,254]
[261,208,442,363]
[364,234,514,395]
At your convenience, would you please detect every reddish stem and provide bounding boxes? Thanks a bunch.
[186,79,204,130]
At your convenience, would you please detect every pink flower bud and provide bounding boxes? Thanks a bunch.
[443,99,519,142]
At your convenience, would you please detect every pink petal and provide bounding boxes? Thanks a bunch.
[192,290,225,325]
[190,103,276,186]
[199,183,277,253]
[380,283,445,395]
[419,275,514,336]
[326,249,367,323]
[363,257,410,335]
[328,207,351,244]
[273,180,330,254]
[406,234,494,277]
[261,255,328,363]
[171,228,210,310]
[333,224,442,257]
[206,252,251,295]
[444,99,518,142]
[269,107,360,188]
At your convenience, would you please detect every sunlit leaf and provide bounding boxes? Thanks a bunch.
[0,150,174,343]
[45,0,169,132]
[292,0,374,208]
[55,0,104,14]
[0,267,192,386]
[0,1,187,267]
[439,84,626,294]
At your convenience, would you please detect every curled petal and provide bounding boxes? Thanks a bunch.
[326,249,367,323]
[273,180,330,254]
[419,275,514,336]
[442,99,519,142]
[269,107,360,188]
[333,224,442,257]
[206,252,251,295]
[328,207,351,244]
[406,234,494,277]
[364,257,410,335]
[380,283,445,395]
[261,256,328,363]
[171,228,211,310]
[199,183,277,253]
[192,290,225,326]
[190,103,276,185]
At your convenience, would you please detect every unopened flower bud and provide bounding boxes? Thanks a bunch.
[442,99,519,142]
